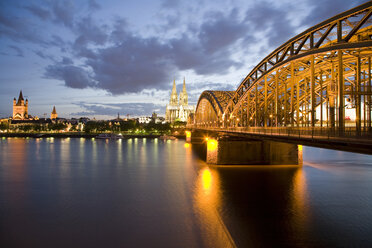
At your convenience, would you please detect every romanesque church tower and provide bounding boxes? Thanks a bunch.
[51,106,58,119]
[12,90,28,120]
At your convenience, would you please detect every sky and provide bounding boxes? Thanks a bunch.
[0,0,368,119]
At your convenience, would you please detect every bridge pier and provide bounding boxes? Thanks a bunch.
[187,131,302,165]
[206,138,302,165]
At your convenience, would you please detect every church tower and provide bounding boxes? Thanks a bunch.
[169,79,178,106]
[165,78,195,123]
[179,77,188,106]
[51,106,58,119]
[12,90,28,120]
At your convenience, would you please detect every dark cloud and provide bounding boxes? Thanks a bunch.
[8,45,24,57]
[3,0,364,98]
[72,102,163,116]
[302,0,368,27]
[161,0,181,9]
[88,0,101,11]
[169,10,246,75]
[87,37,175,93]
[109,18,129,43]
[45,63,95,89]
[61,57,74,65]
[52,0,75,27]
[73,16,108,48]
[245,3,293,47]
[0,11,44,44]
[25,5,51,20]
[34,50,54,60]
[40,7,248,94]
[199,9,248,54]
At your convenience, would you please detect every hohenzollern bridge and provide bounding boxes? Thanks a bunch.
[188,2,372,162]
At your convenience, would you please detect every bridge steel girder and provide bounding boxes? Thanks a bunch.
[194,91,234,128]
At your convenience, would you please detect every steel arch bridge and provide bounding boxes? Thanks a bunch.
[192,2,372,145]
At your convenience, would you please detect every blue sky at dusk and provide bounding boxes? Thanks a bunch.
[0,0,367,119]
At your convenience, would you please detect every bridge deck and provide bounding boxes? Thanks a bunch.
[191,127,372,155]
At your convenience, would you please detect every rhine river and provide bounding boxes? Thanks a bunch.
[1,137,372,247]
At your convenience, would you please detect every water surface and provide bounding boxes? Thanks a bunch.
[1,137,372,247]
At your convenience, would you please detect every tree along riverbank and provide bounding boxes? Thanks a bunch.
[0,132,186,139]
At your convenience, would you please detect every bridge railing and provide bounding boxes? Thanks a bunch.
[192,126,372,143]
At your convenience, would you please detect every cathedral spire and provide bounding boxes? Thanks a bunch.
[171,79,177,94]
[170,79,178,105]
[179,77,188,105]
[182,77,186,93]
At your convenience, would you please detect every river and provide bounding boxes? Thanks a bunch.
[1,137,372,247]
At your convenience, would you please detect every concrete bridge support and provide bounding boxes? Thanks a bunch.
[186,130,302,165]
[206,139,302,165]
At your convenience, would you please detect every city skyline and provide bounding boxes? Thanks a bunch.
[0,0,367,119]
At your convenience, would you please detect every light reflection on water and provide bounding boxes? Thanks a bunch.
[0,138,372,247]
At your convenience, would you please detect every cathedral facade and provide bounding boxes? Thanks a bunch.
[165,79,195,123]
[13,90,28,120]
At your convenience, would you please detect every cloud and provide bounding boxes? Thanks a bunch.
[39,7,251,94]
[187,81,235,92]
[73,16,108,48]
[45,63,95,89]
[301,0,368,27]
[25,5,51,20]
[87,37,175,94]
[34,50,55,60]
[161,0,181,9]
[199,9,248,54]
[51,0,75,27]
[8,45,24,57]
[72,102,164,116]
[245,3,294,47]
[0,10,44,44]
[4,0,364,98]
[88,0,101,11]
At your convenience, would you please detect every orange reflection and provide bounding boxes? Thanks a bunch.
[201,168,212,192]
[184,143,190,148]
[290,167,309,236]
[194,167,236,247]
[6,139,27,206]
[9,139,27,180]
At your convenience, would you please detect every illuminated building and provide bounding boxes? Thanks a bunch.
[165,78,195,123]
[51,106,58,120]
[12,90,28,120]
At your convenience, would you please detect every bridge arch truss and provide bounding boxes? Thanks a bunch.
[194,91,235,128]
[195,2,372,135]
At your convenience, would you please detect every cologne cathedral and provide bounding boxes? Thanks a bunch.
[165,78,195,123]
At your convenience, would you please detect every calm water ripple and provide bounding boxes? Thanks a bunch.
[1,137,372,247]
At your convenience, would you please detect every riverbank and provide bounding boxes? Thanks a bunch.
[0,133,185,139]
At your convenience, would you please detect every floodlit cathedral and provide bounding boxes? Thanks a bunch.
[13,90,28,120]
[165,78,195,123]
